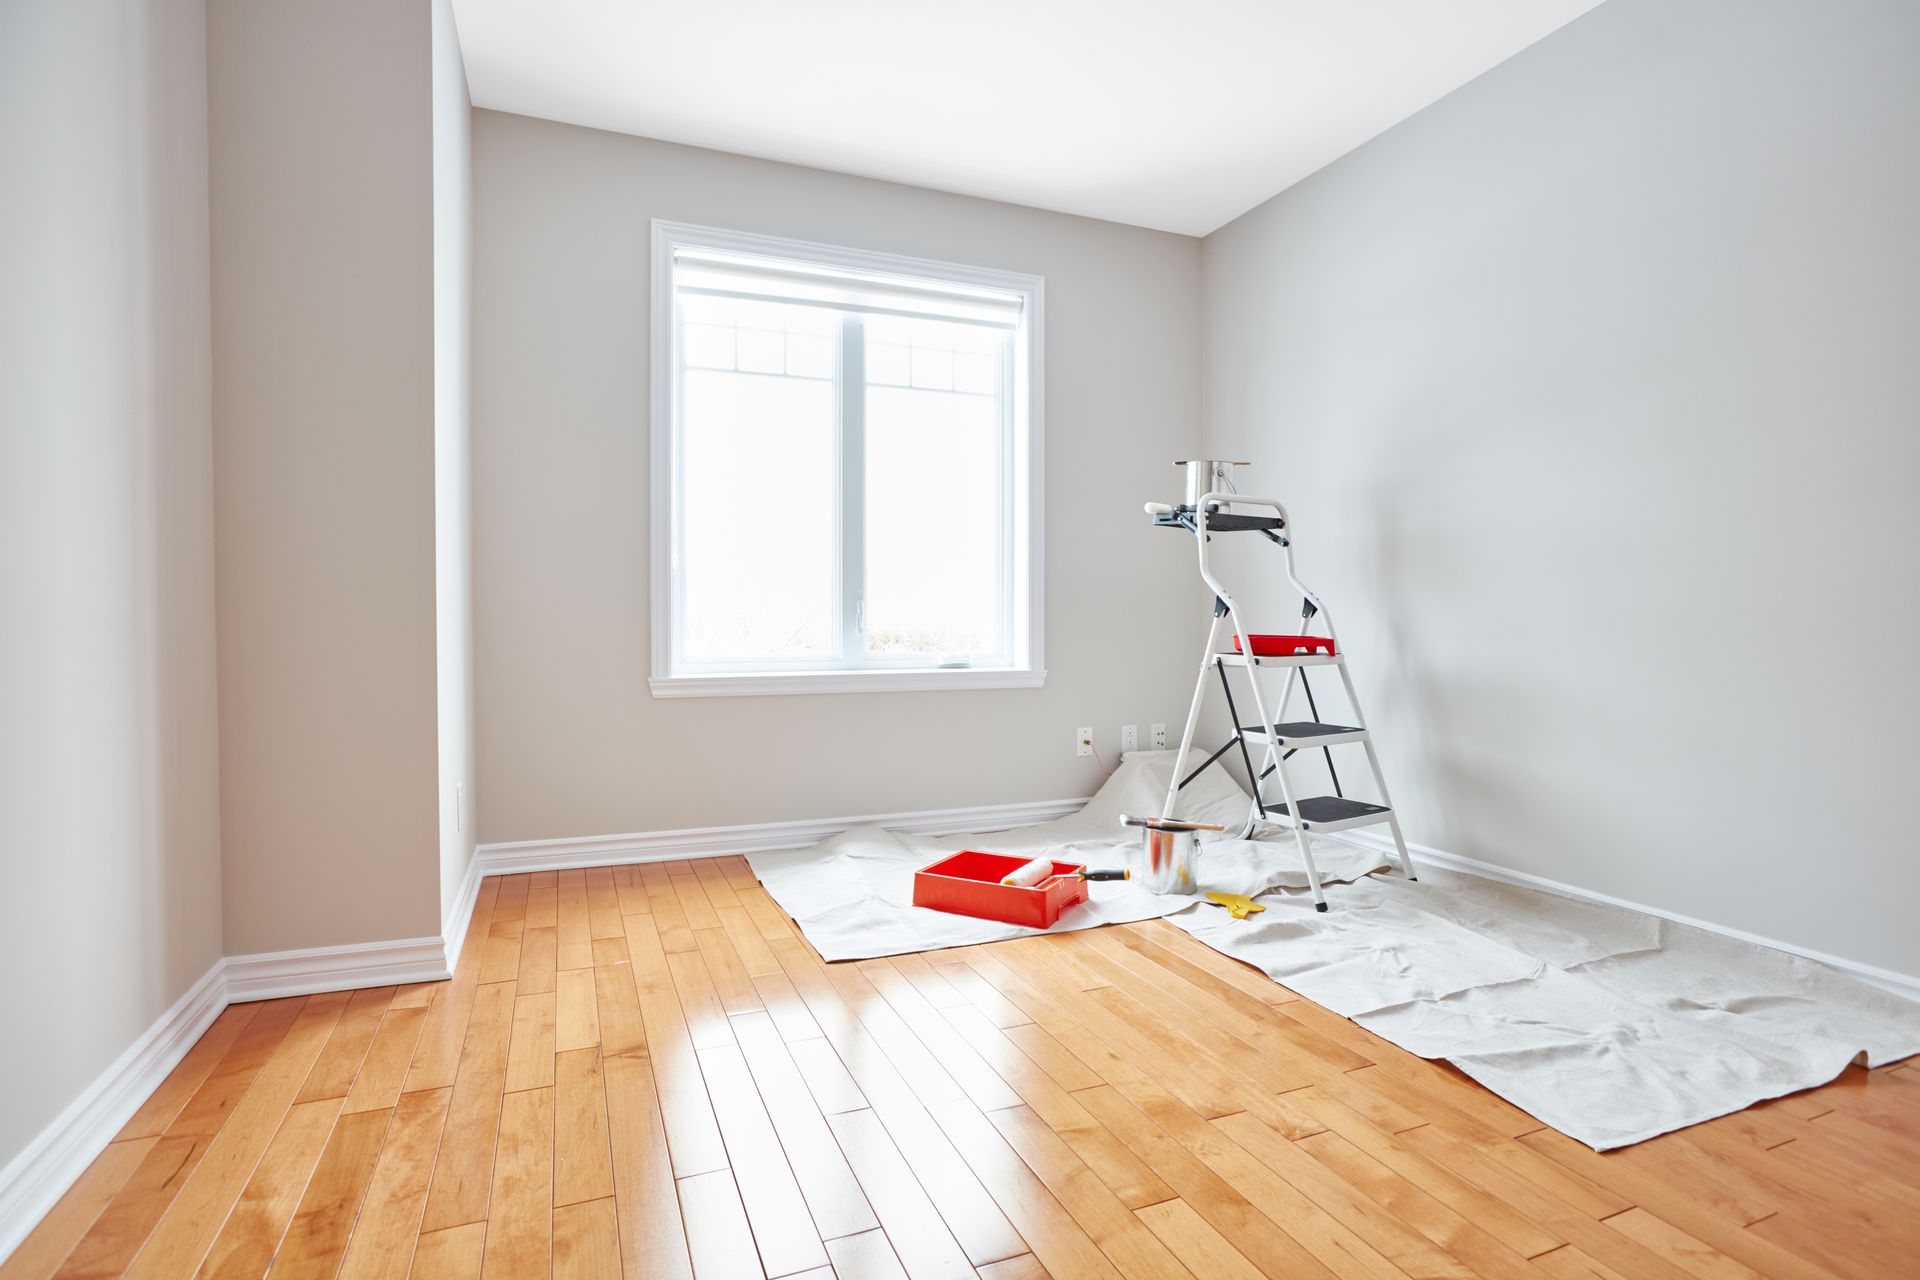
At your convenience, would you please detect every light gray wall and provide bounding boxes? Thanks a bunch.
[473,111,1204,843]
[1201,0,1920,975]
[0,0,224,1169]
[433,0,479,920]
[209,0,443,953]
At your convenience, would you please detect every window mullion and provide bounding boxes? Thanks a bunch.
[838,313,867,667]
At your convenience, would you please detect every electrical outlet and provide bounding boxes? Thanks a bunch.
[1076,726,1094,758]
[1120,724,1139,752]
[1151,723,1168,749]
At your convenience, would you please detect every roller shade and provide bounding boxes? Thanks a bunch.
[674,247,1024,330]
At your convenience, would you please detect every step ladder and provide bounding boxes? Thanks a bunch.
[1148,461,1415,910]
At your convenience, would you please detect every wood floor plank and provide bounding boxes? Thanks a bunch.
[748,967,824,1044]
[822,1229,911,1280]
[612,865,651,918]
[855,959,1023,1112]
[676,1170,765,1280]
[602,1051,695,1280]
[553,1197,623,1280]
[1133,1200,1263,1280]
[191,1097,342,1279]
[117,992,351,1279]
[984,1104,1195,1279]
[694,927,765,1016]
[479,1087,553,1279]
[1516,1128,1843,1280]
[480,920,524,985]
[828,1108,985,1280]
[587,868,625,941]
[1602,1207,1761,1280]
[111,1005,259,1142]
[296,986,397,1103]
[770,941,1024,1267]
[1292,1127,1542,1279]
[593,959,647,1061]
[1101,1074,1398,1280]
[555,1048,616,1208]
[1289,1090,1564,1259]
[1390,1122,1696,1280]
[517,924,559,997]
[932,1098,1122,1280]
[934,1009,1170,1211]
[556,968,603,1053]
[623,913,729,1177]
[504,991,558,1093]
[696,1042,828,1275]
[928,959,1032,1031]
[0,1138,156,1280]
[642,865,698,954]
[1070,1085,1347,1280]
[669,870,724,932]
[667,949,738,1050]
[343,1004,431,1115]
[559,869,596,970]
[261,1105,393,1280]
[420,980,517,1232]
[714,905,779,977]
[730,1010,878,1240]
[334,1086,454,1280]
[786,1037,868,1116]
[526,882,560,929]
[974,1257,1048,1280]
[411,1223,487,1280]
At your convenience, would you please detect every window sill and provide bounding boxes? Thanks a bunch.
[649,667,1048,699]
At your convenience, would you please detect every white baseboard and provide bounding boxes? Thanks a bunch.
[441,848,484,976]
[224,936,452,1003]
[475,796,1089,875]
[1333,829,1920,1003]
[0,960,227,1265]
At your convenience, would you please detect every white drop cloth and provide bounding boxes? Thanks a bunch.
[1170,862,1920,1149]
[746,750,1385,961]
[751,751,1920,1149]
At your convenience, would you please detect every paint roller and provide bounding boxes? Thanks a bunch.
[999,857,1130,887]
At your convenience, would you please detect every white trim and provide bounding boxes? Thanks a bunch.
[648,666,1048,698]
[0,960,227,1265]
[649,220,1046,698]
[441,848,485,975]
[1331,829,1920,1003]
[476,796,1090,875]
[224,937,451,1003]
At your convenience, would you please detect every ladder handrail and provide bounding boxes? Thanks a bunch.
[1192,493,1337,652]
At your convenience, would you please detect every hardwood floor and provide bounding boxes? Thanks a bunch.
[7,859,1918,1279]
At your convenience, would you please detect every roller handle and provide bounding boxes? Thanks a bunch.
[1076,869,1130,882]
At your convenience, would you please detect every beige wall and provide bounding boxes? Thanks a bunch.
[1201,0,1920,975]
[209,0,443,952]
[473,111,1205,843]
[0,0,224,1170]
[433,0,478,920]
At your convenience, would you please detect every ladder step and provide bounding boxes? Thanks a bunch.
[1241,721,1367,748]
[1216,652,1341,669]
[1261,795,1393,832]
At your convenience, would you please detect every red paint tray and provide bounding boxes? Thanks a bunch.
[913,850,1090,929]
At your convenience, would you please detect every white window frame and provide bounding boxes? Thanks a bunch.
[648,220,1046,698]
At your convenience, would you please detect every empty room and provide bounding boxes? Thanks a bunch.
[5,1,1920,1277]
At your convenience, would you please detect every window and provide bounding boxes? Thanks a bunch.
[650,222,1044,696]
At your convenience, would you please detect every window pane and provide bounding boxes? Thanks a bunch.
[679,359,837,664]
[864,329,1005,660]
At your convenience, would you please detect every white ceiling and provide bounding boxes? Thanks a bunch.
[452,1,1604,237]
